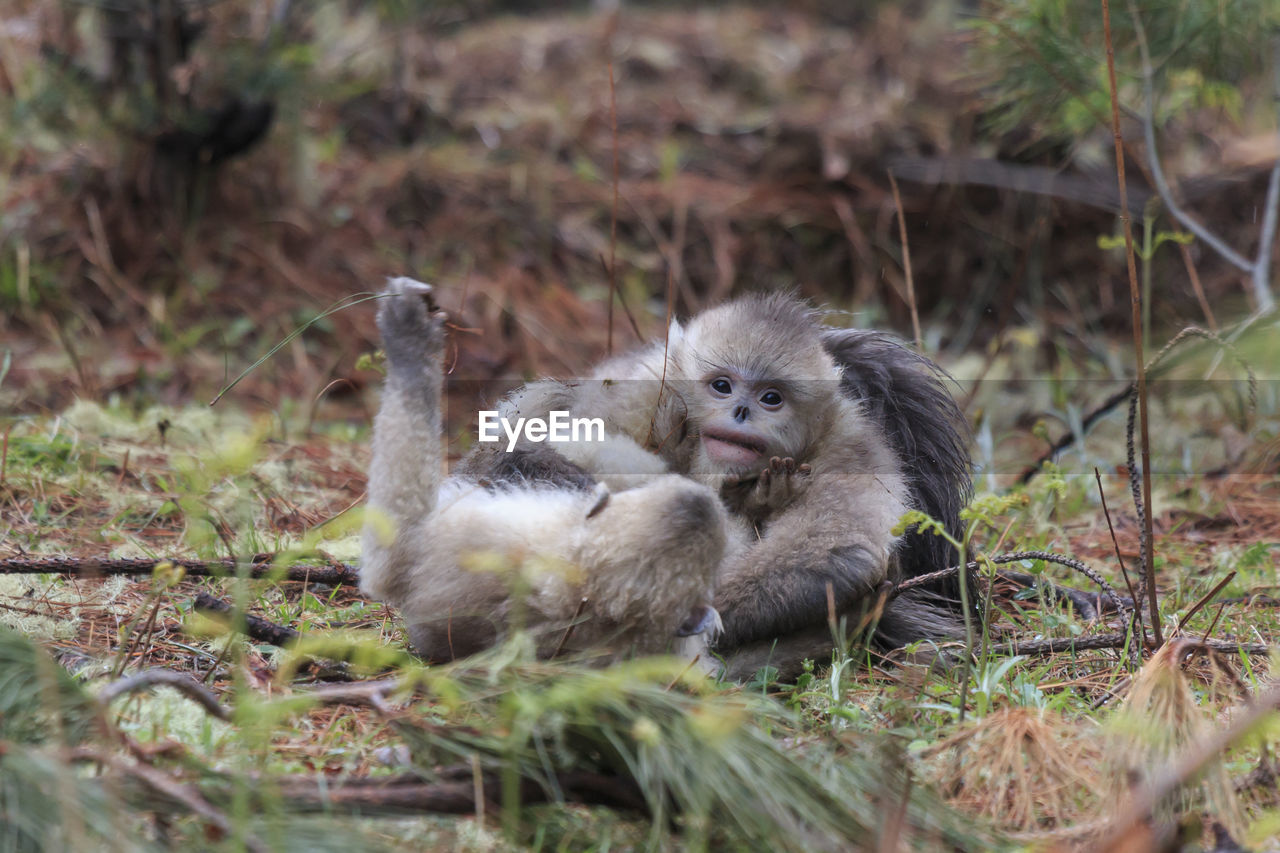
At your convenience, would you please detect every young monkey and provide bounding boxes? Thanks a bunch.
[360,278,725,663]
[464,293,969,679]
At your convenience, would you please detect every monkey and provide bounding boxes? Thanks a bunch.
[360,278,726,663]
[819,323,972,623]
[458,292,973,680]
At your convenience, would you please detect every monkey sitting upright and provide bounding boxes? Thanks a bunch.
[460,293,973,680]
[360,278,726,662]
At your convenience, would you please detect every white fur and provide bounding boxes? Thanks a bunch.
[362,279,726,663]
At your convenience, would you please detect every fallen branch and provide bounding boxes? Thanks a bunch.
[193,592,300,647]
[302,677,407,708]
[67,747,268,853]
[191,592,357,682]
[0,555,359,586]
[988,632,1270,658]
[1130,4,1278,313]
[1017,383,1132,485]
[895,550,1131,624]
[1019,322,1257,487]
[98,667,230,720]
[262,767,647,817]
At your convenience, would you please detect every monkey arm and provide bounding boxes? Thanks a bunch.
[712,468,907,649]
[458,422,670,493]
[713,538,889,649]
[453,443,599,492]
[548,432,671,492]
[361,278,448,604]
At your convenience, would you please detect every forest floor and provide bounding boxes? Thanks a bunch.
[2,2,1280,850]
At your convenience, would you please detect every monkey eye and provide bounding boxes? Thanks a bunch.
[709,377,733,396]
[759,389,783,409]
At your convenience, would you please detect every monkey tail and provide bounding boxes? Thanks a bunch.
[873,589,967,651]
[821,329,973,597]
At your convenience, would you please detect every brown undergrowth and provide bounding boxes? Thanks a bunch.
[3,4,1274,417]
[1,397,1278,845]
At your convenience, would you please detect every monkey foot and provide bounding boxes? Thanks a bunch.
[377,277,449,370]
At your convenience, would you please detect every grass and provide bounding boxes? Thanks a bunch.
[2,2,1279,847]
[0,365,1277,849]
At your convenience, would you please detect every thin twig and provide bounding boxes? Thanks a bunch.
[606,59,619,355]
[1177,242,1218,333]
[1176,571,1236,633]
[98,668,230,720]
[120,595,166,678]
[1129,2,1276,312]
[551,596,590,658]
[989,633,1269,658]
[1103,0,1161,646]
[664,654,703,692]
[1200,601,1229,645]
[1094,468,1141,624]
[895,551,1130,625]
[596,252,643,340]
[1095,467,1144,669]
[0,555,360,586]
[887,171,922,351]
[209,292,381,406]
[643,262,677,451]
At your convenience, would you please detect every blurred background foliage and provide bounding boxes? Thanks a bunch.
[974,0,1278,144]
[2,0,1277,417]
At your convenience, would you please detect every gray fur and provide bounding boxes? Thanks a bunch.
[364,285,973,679]
[820,328,974,605]
[361,278,724,663]
[458,292,969,677]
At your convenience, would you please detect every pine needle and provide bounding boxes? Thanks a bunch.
[392,654,1001,851]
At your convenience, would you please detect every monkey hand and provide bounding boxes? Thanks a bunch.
[377,277,448,374]
[724,457,812,523]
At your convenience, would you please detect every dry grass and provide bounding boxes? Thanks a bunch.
[922,707,1103,833]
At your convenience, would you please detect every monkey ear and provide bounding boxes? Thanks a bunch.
[665,318,686,346]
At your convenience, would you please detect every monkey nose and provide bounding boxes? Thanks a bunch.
[731,405,749,423]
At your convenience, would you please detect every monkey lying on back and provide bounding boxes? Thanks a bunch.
[458,292,973,679]
[361,278,726,662]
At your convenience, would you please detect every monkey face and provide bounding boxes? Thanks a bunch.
[672,299,840,479]
[691,370,817,476]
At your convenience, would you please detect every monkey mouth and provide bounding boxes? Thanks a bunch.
[700,428,767,468]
